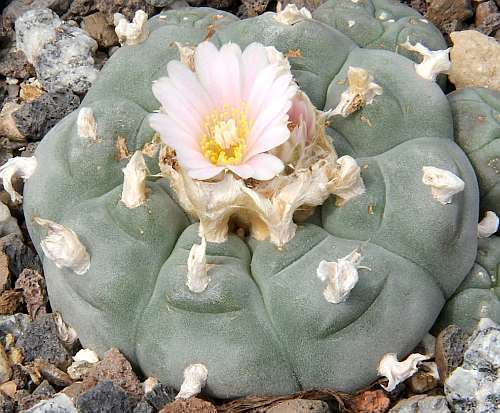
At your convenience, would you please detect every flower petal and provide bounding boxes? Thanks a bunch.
[225,163,255,179]
[245,153,284,180]
[166,61,214,116]
[149,113,199,151]
[188,165,225,180]
[152,78,203,137]
[195,41,243,110]
[241,42,270,100]
[245,123,291,160]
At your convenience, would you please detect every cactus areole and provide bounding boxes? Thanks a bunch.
[24,4,480,398]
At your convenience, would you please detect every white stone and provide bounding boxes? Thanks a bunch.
[143,377,159,394]
[114,10,149,46]
[274,3,312,25]
[400,39,451,81]
[422,166,464,205]
[378,353,429,392]
[477,211,499,238]
[0,156,37,203]
[34,217,90,275]
[176,364,208,399]
[73,348,99,364]
[15,8,98,94]
[317,250,364,304]
[121,151,149,209]
[330,66,383,117]
[0,202,21,237]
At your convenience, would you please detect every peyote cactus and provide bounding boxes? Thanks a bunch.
[21,4,486,398]
[433,88,500,332]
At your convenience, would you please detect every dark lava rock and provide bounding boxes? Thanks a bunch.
[77,380,134,413]
[0,391,13,413]
[82,12,118,48]
[15,269,48,319]
[35,359,73,387]
[435,324,468,381]
[17,314,73,370]
[32,380,56,398]
[62,0,97,20]
[95,0,155,25]
[476,12,500,35]
[160,398,217,413]
[0,234,42,280]
[144,384,176,410]
[0,49,35,80]
[86,348,143,401]
[426,0,474,33]
[12,90,79,141]
[133,401,154,413]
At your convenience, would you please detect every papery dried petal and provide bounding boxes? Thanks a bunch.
[317,250,362,304]
[330,67,383,118]
[0,156,37,203]
[400,39,451,81]
[378,353,429,392]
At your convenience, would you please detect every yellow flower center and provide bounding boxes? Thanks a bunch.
[200,104,252,165]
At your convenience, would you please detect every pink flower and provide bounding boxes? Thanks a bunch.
[150,41,298,181]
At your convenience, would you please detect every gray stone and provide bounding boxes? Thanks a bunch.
[12,90,80,141]
[24,393,78,413]
[77,380,134,413]
[0,234,42,279]
[0,49,35,80]
[389,395,450,413]
[0,344,11,384]
[445,318,500,413]
[266,400,331,413]
[144,384,175,410]
[15,8,98,95]
[17,313,73,369]
[0,313,30,340]
[133,401,154,413]
[145,0,174,6]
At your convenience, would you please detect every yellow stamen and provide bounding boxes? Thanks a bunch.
[200,103,251,166]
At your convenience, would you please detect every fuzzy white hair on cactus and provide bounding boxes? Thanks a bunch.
[274,3,312,25]
[186,237,209,293]
[114,10,149,46]
[422,166,465,204]
[176,364,208,399]
[378,353,429,392]
[53,312,79,347]
[77,107,97,139]
[317,249,367,304]
[33,217,90,275]
[121,151,149,209]
[150,41,297,181]
[0,156,37,203]
[400,38,451,81]
[477,211,499,238]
